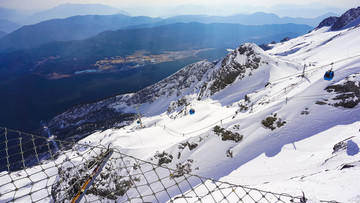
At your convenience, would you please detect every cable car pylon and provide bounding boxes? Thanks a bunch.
[135,104,144,128]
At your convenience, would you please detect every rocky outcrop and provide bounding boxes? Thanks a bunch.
[316,16,338,30]
[316,73,360,108]
[316,7,360,31]
[331,7,360,31]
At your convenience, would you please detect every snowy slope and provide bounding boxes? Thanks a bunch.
[221,122,360,202]
[2,9,360,203]
[65,24,360,202]
[85,22,360,202]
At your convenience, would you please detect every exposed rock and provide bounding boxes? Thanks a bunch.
[301,108,310,115]
[316,16,338,30]
[315,7,360,31]
[128,60,214,105]
[317,73,360,108]
[40,96,135,142]
[154,151,173,166]
[259,43,273,51]
[280,37,291,43]
[213,125,243,142]
[340,164,355,170]
[261,113,287,131]
[333,141,347,154]
[331,7,360,31]
[340,160,360,170]
[171,159,193,178]
[206,43,264,96]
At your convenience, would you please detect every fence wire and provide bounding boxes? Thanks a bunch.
[0,127,308,203]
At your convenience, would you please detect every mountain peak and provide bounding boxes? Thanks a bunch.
[199,43,272,99]
[316,6,360,31]
[315,16,338,29]
[331,6,360,30]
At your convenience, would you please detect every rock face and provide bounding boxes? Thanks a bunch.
[41,95,136,142]
[280,37,291,43]
[43,43,271,141]
[316,16,339,29]
[127,60,215,105]
[206,44,263,96]
[316,73,360,108]
[331,7,360,31]
[316,7,360,31]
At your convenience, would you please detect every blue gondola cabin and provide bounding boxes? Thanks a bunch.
[189,109,195,115]
[324,70,334,80]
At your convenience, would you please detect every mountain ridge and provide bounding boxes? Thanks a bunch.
[316,6,360,30]
[0,11,324,53]
[1,6,360,202]
[141,12,333,28]
[0,30,7,38]
[0,19,21,33]
[25,3,128,25]
[42,42,299,141]
[0,14,162,52]
[0,22,312,77]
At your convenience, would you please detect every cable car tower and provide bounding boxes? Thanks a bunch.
[135,104,144,128]
[301,63,306,77]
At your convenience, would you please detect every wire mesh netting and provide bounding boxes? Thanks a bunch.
[0,127,308,203]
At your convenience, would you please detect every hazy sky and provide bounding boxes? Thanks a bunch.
[0,0,358,18]
[0,0,357,10]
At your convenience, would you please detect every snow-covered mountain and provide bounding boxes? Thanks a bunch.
[2,7,360,203]
[316,6,360,31]
[45,43,299,141]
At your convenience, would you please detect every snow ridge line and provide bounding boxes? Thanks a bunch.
[0,127,309,202]
[144,52,360,137]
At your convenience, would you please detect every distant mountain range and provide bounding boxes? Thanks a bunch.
[158,12,336,27]
[0,19,21,33]
[129,3,343,18]
[0,14,162,52]
[26,4,129,25]
[0,22,313,78]
[0,4,127,25]
[0,30,7,38]
[0,11,327,53]
[0,7,38,24]
[268,4,346,18]
[0,3,343,25]
[0,7,22,22]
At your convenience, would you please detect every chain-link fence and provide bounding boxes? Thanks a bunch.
[0,127,309,202]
